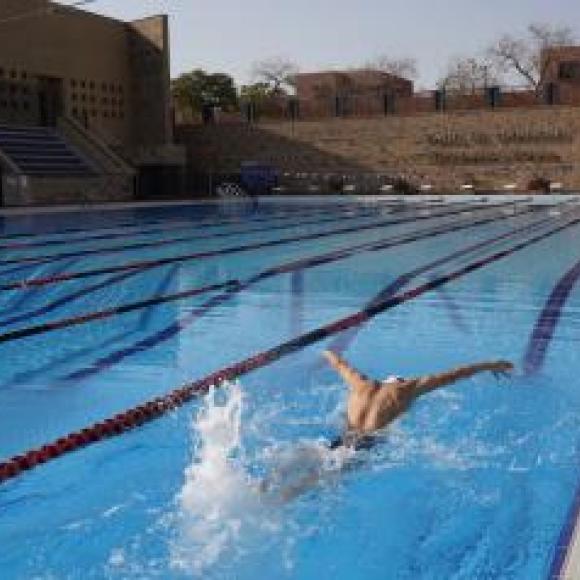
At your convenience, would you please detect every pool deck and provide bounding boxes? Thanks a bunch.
[0,194,578,218]
[562,526,580,578]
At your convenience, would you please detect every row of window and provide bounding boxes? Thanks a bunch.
[70,79,124,94]
[0,83,31,95]
[0,69,27,81]
[70,93,124,106]
[71,107,125,120]
[0,100,32,112]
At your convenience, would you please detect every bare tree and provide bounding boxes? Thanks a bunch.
[438,56,500,92]
[365,56,418,79]
[488,23,575,90]
[251,57,299,95]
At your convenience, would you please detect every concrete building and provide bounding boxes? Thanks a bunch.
[0,0,184,206]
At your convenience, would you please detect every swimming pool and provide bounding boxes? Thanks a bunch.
[1,196,580,579]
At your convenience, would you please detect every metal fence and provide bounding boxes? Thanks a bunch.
[179,83,580,126]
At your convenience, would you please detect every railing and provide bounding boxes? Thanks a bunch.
[177,83,580,126]
[57,116,135,176]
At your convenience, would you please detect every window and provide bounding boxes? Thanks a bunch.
[559,61,580,82]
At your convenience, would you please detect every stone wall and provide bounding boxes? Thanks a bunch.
[176,106,580,191]
[1,173,133,206]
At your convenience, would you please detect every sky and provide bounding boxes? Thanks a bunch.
[80,0,580,89]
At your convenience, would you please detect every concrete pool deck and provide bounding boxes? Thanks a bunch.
[0,194,579,218]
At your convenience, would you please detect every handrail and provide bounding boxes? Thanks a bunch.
[57,116,135,175]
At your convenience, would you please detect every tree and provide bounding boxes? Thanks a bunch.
[239,82,274,102]
[171,69,238,116]
[365,56,418,80]
[438,56,499,92]
[250,57,299,95]
[487,23,575,90]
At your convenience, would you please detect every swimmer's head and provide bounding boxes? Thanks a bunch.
[383,375,405,385]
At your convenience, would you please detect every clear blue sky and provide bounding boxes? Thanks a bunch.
[82,0,579,88]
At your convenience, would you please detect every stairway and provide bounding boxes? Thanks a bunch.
[0,125,95,176]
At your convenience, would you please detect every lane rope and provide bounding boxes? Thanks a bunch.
[0,203,548,346]
[0,201,524,292]
[0,201,457,267]
[1,209,579,485]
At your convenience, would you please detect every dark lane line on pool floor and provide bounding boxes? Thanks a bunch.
[523,259,580,376]
[0,203,547,350]
[3,268,181,387]
[0,200,466,268]
[0,200,512,268]
[0,201,524,291]
[1,205,578,485]
[0,262,163,329]
[0,198,406,243]
[0,198,430,251]
[0,200,401,252]
[0,200,415,277]
[525,258,580,579]
[63,204,567,381]
[0,258,80,316]
[326,200,580,359]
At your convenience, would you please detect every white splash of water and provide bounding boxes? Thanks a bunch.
[170,382,266,575]
[170,381,355,576]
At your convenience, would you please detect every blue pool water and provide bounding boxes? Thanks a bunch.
[1,196,580,579]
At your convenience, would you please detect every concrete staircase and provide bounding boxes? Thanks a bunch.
[0,125,95,176]
[0,118,136,206]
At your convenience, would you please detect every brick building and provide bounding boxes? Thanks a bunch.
[542,46,580,101]
[294,69,413,101]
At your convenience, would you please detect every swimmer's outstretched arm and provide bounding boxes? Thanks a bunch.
[411,360,514,397]
[323,350,374,390]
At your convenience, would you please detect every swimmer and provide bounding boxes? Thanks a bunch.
[261,351,513,502]
[324,350,514,449]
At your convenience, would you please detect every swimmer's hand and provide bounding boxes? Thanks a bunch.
[490,360,514,379]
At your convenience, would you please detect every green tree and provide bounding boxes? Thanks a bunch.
[171,69,238,116]
[239,82,274,102]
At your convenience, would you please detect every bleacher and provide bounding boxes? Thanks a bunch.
[0,125,95,176]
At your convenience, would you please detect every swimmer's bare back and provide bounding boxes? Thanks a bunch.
[323,350,514,435]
